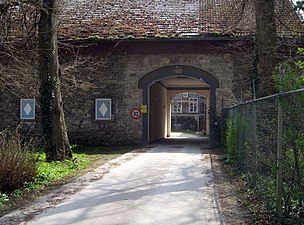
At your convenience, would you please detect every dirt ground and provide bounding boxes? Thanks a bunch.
[205,148,254,224]
[0,147,254,225]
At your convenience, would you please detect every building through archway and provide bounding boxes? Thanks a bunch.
[138,65,219,147]
[171,92,207,134]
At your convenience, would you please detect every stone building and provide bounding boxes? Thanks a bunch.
[171,93,207,132]
[0,0,303,147]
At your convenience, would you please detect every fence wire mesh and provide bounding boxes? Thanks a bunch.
[223,89,304,223]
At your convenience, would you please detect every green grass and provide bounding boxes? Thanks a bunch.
[0,145,136,213]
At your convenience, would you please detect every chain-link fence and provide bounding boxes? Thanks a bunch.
[222,89,304,223]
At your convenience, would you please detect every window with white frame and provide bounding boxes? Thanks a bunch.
[172,101,182,113]
[189,98,198,113]
[182,93,188,98]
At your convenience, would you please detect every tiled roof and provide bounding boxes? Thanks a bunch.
[58,0,304,40]
[0,0,302,42]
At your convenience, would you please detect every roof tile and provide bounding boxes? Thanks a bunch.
[58,0,304,39]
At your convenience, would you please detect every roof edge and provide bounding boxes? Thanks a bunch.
[59,35,257,45]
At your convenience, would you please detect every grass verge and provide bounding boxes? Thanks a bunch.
[0,145,137,216]
[218,154,274,224]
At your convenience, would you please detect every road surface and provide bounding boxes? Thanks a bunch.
[26,134,223,225]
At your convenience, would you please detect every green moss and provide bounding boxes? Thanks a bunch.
[106,36,115,40]
[155,34,170,39]
[202,32,224,37]
[75,35,104,42]
[127,35,136,39]
[86,35,103,40]
[136,36,147,39]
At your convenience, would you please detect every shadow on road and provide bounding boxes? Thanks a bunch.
[148,132,210,148]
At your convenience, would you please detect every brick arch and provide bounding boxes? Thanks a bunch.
[138,65,219,147]
[138,65,219,89]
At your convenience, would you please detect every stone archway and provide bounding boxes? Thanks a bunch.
[138,65,219,147]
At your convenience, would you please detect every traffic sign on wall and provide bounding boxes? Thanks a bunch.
[131,108,142,119]
[20,99,35,120]
[95,98,111,120]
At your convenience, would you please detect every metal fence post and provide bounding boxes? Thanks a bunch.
[276,99,283,221]
[252,101,257,186]
[238,105,244,167]
[221,98,226,150]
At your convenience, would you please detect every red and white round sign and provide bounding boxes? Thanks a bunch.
[130,108,142,119]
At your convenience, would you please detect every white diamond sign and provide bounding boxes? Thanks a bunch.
[96,99,111,120]
[24,103,32,116]
[99,103,108,117]
[20,99,35,120]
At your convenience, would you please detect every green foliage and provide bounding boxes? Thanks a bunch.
[37,158,81,184]
[0,145,135,210]
[225,56,304,222]
[226,119,238,163]
[280,105,304,222]
[273,48,304,92]
[0,133,37,193]
[0,193,9,208]
[272,48,304,223]
[225,112,250,166]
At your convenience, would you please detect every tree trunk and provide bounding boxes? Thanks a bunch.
[254,0,278,97]
[38,0,72,161]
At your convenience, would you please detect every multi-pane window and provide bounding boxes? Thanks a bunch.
[189,98,198,113]
[172,101,182,113]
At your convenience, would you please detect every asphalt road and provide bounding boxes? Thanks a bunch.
[26,134,222,225]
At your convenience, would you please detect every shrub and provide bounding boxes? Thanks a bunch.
[0,131,37,192]
[226,118,239,164]
[272,48,304,222]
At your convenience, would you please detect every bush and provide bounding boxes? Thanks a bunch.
[226,117,239,164]
[0,131,37,192]
[226,120,236,155]
[272,48,304,221]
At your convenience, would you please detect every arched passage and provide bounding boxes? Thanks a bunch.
[138,65,219,147]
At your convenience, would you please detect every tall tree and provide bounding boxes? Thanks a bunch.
[38,0,72,161]
[254,0,278,97]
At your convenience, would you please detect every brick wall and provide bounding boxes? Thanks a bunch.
[0,39,252,145]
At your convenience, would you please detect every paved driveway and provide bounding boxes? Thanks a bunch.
[26,134,222,225]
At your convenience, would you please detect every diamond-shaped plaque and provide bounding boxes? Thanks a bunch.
[95,99,111,120]
[20,99,35,120]
[99,103,108,116]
